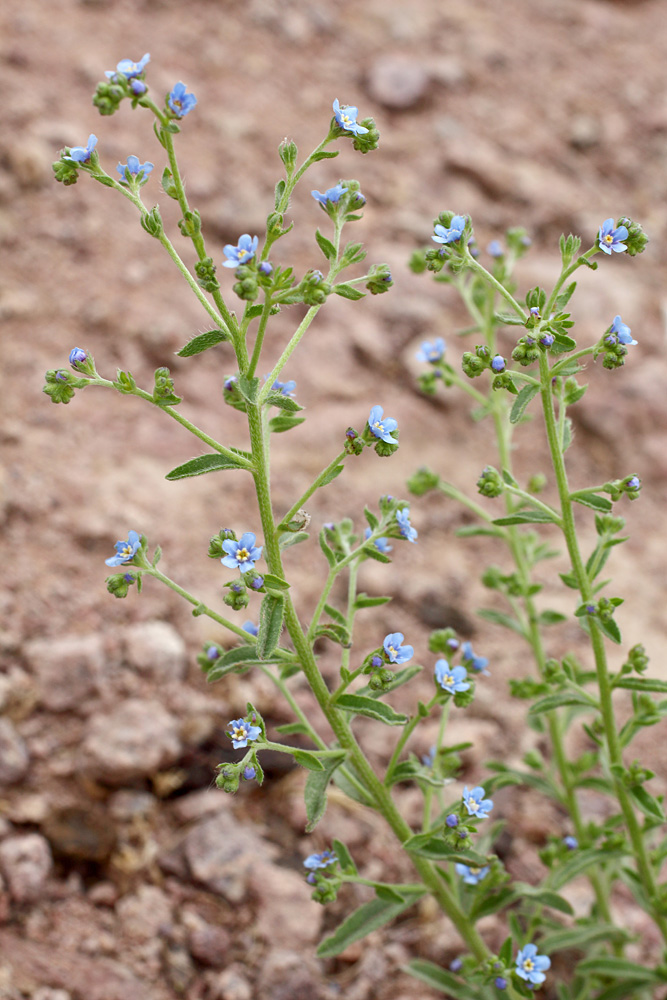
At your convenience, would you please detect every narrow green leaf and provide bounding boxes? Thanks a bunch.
[237,375,259,404]
[510,383,540,424]
[403,832,488,866]
[514,883,573,915]
[354,593,392,609]
[176,329,228,357]
[529,690,597,714]
[404,960,479,999]
[334,283,366,300]
[332,763,374,806]
[265,391,303,412]
[311,149,339,161]
[538,610,568,625]
[292,749,325,771]
[317,889,424,958]
[550,847,625,891]
[335,693,408,726]
[275,722,310,736]
[626,784,665,822]
[576,957,662,983]
[597,616,622,644]
[315,229,336,261]
[304,750,348,831]
[331,838,357,874]
[571,491,613,513]
[269,414,306,433]
[261,573,291,591]
[320,463,344,486]
[493,510,558,525]
[456,525,506,539]
[540,922,627,954]
[279,530,309,549]
[165,453,249,480]
[256,594,285,659]
[319,529,337,568]
[469,887,518,921]
[477,608,526,636]
[613,676,667,693]
[274,178,286,209]
[363,545,392,564]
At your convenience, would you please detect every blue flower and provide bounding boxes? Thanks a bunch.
[243,765,257,781]
[421,745,436,768]
[311,184,348,205]
[206,645,220,660]
[462,785,493,819]
[491,355,506,373]
[383,632,414,664]
[445,813,459,828]
[609,314,636,345]
[226,718,262,749]
[250,576,264,590]
[368,405,398,444]
[515,944,550,987]
[116,155,154,186]
[221,532,263,572]
[455,862,490,885]
[461,641,490,676]
[416,339,446,363]
[106,53,150,80]
[396,508,418,543]
[242,620,259,636]
[487,240,503,258]
[563,835,578,850]
[332,99,369,136]
[67,134,97,164]
[449,958,463,973]
[598,218,628,255]
[130,79,147,96]
[258,261,273,276]
[539,333,555,347]
[168,81,197,118]
[69,348,88,367]
[435,660,470,694]
[223,234,259,268]
[265,375,296,397]
[364,528,392,553]
[626,476,640,491]
[303,850,337,870]
[494,977,507,990]
[432,216,466,246]
[105,530,141,566]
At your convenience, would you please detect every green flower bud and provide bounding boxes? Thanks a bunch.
[366,263,393,295]
[92,80,126,116]
[152,367,182,407]
[140,206,163,238]
[53,158,80,186]
[625,643,649,675]
[617,217,649,257]
[178,209,202,238]
[215,765,241,794]
[106,572,137,598]
[299,269,331,306]
[407,466,440,496]
[512,336,540,367]
[409,249,428,274]
[374,431,399,458]
[195,257,220,292]
[223,581,249,611]
[278,139,298,171]
[477,466,504,498]
[461,352,486,378]
[344,427,365,456]
[428,628,459,655]
[208,528,237,558]
[352,118,379,153]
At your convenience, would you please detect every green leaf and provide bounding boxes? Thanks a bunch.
[514,883,573,915]
[404,960,479,999]
[335,694,408,726]
[165,453,250,480]
[292,749,325,771]
[176,329,229,357]
[275,722,311,736]
[334,283,366,301]
[279,530,309,549]
[317,889,425,958]
[529,690,598,714]
[331,838,357,874]
[354,593,392,610]
[237,374,259,404]
[261,573,291,591]
[613,676,667,693]
[265,391,303,412]
[269,414,306,433]
[374,884,408,904]
[456,525,506,539]
[363,545,392,564]
[256,594,285,659]
[571,491,613,513]
[597,617,622,644]
[469,887,518,921]
[549,847,625,891]
[304,750,348,831]
[274,178,286,209]
[319,530,337,568]
[311,149,339,161]
[493,510,558,526]
[320,463,344,486]
[324,603,347,625]
[206,645,271,681]
[626,784,665,822]
[315,229,336,261]
[402,832,488,866]
[477,608,526,636]
[540,922,627,954]
[332,763,374,806]
[576,957,662,983]
[538,610,568,625]
[510,383,540,424]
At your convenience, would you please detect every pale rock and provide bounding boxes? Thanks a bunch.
[122,621,187,681]
[81,698,181,783]
[0,833,53,902]
[0,718,29,785]
[250,860,323,945]
[183,810,274,901]
[367,56,430,110]
[116,885,173,941]
[23,633,104,712]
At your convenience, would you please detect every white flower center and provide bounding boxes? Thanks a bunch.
[237,548,249,561]
[523,959,535,972]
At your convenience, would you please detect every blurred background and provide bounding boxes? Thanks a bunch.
[1,0,667,997]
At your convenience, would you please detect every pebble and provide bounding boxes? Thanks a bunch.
[0,718,29,785]
[257,948,331,1000]
[108,789,157,823]
[81,698,182,784]
[207,965,252,1000]
[183,810,273,901]
[22,633,104,712]
[0,833,53,902]
[367,55,430,109]
[116,885,173,942]
[188,922,231,968]
[33,990,72,1000]
[121,621,188,681]
[250,860,323,945]
[42,806,116,862]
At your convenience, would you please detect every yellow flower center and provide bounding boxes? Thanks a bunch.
[604,234,614,244]
[232,726,246,739]
[237,547,249,561]
[467,797,478,812]
[523,959,535,972]
[444,674,454,685]
[388,645,397,657]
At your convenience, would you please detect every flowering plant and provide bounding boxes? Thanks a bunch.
[46,56,666,1000]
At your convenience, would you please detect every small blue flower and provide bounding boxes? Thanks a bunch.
[383,632,414,664]
[494,977,507,990]
[265,375,297,397]
[243,765,256,781]
[332,99,369,136]
[106,53,150,80]
[515,944,551,987]
[529,306,541,319]
[598,218,628,255]
[364,528,392,553]
[455,862,490,885]
[370,655,383,669]
[445,813,459,828]
[563,835,578,850]
[462,785,493,819]
[223,234,259,268]
[421,745,436,768]
[67,134,97,164]
[242,620,259,636]
[461,641,490,676]
[258,261,273,276]
[449,958,463,973]
[609,314,636,345]
[626,476,640,491]
[368,405,398,444]
[206,645,220,660]
[416,339,446,363]
[435,660,470,694]
[168,81,197,118]
[221,532,263,572]
[539,333,555,347]
[130,79,147,96]
[303,850,337,870]
[311,184,348,205]
[226,718,262,749]
[432,216,466,246]
[105,530,141,567]
[487,240,503,258]
[491,355,506,373]
[69,348,88,367]
[250,576,264,590]
[116,155,154,185]
[396,508,418,543]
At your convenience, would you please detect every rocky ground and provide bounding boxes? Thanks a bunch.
[1,0,667,997]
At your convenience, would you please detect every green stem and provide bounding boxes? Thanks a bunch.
[247,297,273,379]
[259,665,328,751]
[464,252,526,320]
[257,305,322,405]
[385,696,438,786]
[144,566,254,641]
[280,450,347,529]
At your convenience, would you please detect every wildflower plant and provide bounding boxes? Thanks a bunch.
[46,54,667,1000]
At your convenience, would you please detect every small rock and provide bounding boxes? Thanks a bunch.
[367,55,430,110]
[257,948,330,1000]
[33,990,72,1000]
[188,922,230,968]
[569,113,601,150]
[250,860,322,946]
[208,965,252,1000]
[122,621,187,681]
[7,793,49,824]
[0,718,29,785]
[88,881,119,906]
[42,806,116,862]
[163,944,195,993]
[183,810,274,901]
[0,833,53,902]
[81,698,181,784]
[4,137,52,189]
[116,885,173,941]
[23,633,104,712]
[108,789,157,823]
